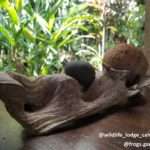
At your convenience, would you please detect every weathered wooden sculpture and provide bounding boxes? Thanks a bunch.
[0,68,129,136]
[0,43,150,150]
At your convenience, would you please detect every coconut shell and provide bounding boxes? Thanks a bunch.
[103,43,148,86]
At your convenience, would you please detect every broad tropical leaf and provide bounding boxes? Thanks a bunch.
[0,23,15,46]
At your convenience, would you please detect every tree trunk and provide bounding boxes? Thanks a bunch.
[144,0,150,73]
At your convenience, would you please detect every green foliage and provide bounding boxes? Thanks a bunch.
[106,0,145,47]
[0,0,145,75]
[0,23,15,45]
[0,0,103,75]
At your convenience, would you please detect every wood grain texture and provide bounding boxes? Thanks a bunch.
[0,72,150,150]
[0,72,129,135]
[22,92,150,150]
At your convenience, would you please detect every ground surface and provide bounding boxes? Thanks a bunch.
[0,101,23,150]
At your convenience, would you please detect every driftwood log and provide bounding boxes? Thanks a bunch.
[0,71,130,136]
[22,90,150,150]
[0,71,150,150]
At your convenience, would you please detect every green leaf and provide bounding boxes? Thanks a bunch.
[0,0,19,25]
[48,0,64,17]
[57,31,76,48]
[0,23,15,46]
[34,13,49,34]
[107,26,117,33]
[48,14,55,32]
[40,65,48,75]
[58,34,95,49]
[15,0,23,13]
[22,27,35,42]
[51,15,96,42]
[0,0,9,7]
[7,5,19,25]
[69,3,88,16]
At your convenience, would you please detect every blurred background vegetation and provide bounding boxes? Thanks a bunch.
[0,0,145,76]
